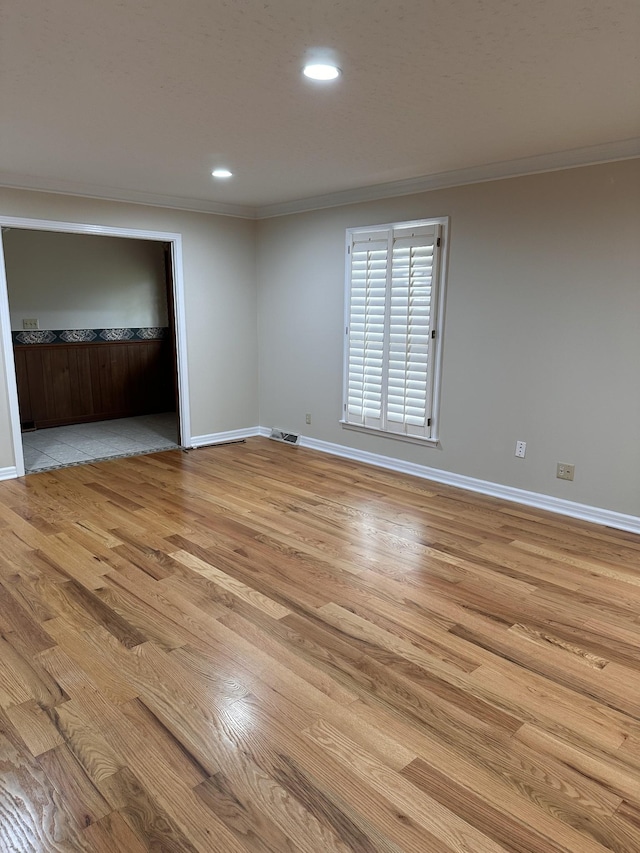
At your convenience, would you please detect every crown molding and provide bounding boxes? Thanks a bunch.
[0,172,257,219]
[0,137,638,221]
[257,137,640,218]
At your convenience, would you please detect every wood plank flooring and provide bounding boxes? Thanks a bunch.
[0,437,639,852]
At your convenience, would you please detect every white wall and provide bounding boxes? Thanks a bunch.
[0,188,258,466]
[257,159,640,518]
[4,229,168,330]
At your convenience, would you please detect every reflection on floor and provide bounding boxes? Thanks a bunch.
[22,412,179,474]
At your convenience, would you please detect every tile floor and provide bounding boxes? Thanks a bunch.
[22,412,179,474]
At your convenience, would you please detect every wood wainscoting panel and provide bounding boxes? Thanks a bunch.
[14,340,174,429]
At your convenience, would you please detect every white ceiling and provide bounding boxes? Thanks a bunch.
[1,0,639,217]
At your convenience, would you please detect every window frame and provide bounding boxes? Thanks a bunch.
[341,216,449,446]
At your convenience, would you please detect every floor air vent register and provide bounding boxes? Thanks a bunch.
[269,428,300,445]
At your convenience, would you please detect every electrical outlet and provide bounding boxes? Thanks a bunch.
[305,413,311,425]
[22,318,39,330]
[515,440,526,458]
[557,463,575,481]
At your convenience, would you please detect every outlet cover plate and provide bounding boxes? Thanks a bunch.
[557,463,575,481]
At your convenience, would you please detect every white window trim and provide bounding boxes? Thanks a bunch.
[341,216,449,446]
[339,419,441,447]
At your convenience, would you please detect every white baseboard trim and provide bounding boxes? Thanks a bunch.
[189,427,640,534]
[0,466,18,481]
[190,427,261,448]
[296,434,640,535]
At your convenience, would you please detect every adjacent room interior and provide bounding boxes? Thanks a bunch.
[2,228,180,473]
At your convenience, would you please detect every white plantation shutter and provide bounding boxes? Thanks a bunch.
[345,220,444,440]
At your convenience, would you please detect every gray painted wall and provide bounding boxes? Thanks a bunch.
[257,159,640,517]
[4,229,168,330]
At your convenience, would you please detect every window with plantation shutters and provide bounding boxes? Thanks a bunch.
[343,218,447,443]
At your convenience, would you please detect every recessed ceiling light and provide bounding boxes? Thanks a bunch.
[303,63,341,81]
[211,168,233,178]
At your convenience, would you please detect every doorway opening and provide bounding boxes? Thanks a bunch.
[0,217,191,477]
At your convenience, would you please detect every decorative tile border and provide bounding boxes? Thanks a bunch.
[60,329,97,343]
[13,327,169,345]
[16,330,58,345]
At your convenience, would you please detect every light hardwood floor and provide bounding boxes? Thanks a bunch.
[1,437,639,852]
